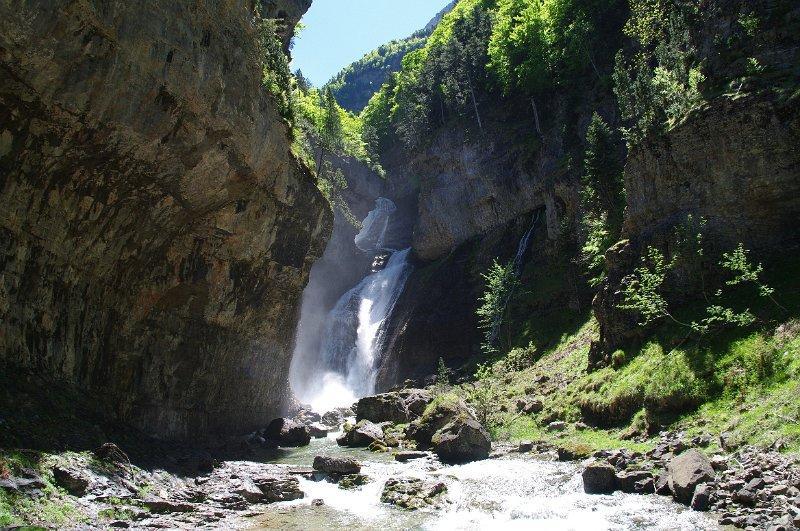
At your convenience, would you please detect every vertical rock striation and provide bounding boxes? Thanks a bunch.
[0,0,331,439]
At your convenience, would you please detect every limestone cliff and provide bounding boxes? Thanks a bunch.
[0,0,331,439]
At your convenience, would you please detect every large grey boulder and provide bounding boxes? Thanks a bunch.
[583,463,617,494]
[337,420,384,447]
[668,450,715,505]
[313,455,361,475]
[406,396,470,448]
[398,389,434,418]
[356,393,410,423]
[431,417,491,464]
[264,418,311,447]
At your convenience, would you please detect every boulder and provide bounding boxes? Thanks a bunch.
[655,474,671,495]
[338,474,370,489]
[253,475,304,503]
[691,483,712,511]
[394,451,429,462]
[380,478,447,510]
[399,389,434,419]
[668,450,715,505]
[431,417,491,464]
[313,456,361,475]
[546,421,567,432]
[518,441,534,453]
[616,470,654,494]
[321,410,346,428]
[356,393,410,423]
[337,420,384,447]
[406,396,470,448]
[52,465,90,496]
[264,418,311,447]
[583,463,617,494]
[516,398,544,415]
[307,423,330,439]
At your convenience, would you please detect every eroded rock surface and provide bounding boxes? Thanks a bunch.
[0,0,330,439]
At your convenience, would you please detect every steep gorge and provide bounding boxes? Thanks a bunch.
[0,0,330,439]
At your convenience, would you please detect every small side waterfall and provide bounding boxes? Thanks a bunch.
[291,198,413,412]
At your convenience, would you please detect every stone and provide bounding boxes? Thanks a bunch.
[516,398,544,415]
[399,389,434,419]
[321,410,345,428]
[583,463,617,494]
[313,456,361,475]
[406,396,471,448]
[253,476,304,503]
[616,471,654,494]
[546,421,567,432]
[394,451,429,462]
[94,443,129,465]
[431,417,491,464]
[356,393,411,423]
[691,483,712,511]
[338,474,370,490]
[518,441,534,453]
[142,498,195,514]
[232,482,265,504]
[668,450,715,505]
[710,455,728,471]
[380,478,447,510]
[337,420,384,448]
[312,498,325,507]
[52,466,90,496]
[655,474,672,496]
[264,418,311,447]
[307,423,330,439]
[733,488,757,507]
[0,476,47,493]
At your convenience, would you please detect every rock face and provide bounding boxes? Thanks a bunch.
[594,94,800,359]
[668,450,715,505]
[0,0,330,439]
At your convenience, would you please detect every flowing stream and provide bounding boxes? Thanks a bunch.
[291,198,412,412]
[252,433,718,531]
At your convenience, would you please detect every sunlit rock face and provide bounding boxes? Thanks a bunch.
[0,0,331,439]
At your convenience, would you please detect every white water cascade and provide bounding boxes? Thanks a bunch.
[291,198,412,412]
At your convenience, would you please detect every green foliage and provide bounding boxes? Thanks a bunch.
[466,363,502,429]
[256,16,293,122]
[327,37,427,113]
[477,259,521,354]
[435,357,452,394]
[613,0,705,146]
[619,247,676,326]
[579,113,625,285]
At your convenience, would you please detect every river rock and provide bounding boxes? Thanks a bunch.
[356,393,411,423]
[337,420,384,447]
[264,418,311,447]
[338,474,370,490]
[313,456,361,475]
[253,475,305,503]
[431,417,491,464]
[583,463,617,494]
[380,478,447,510]
[616,470,654,494]
[308,423,330,439]
[398,389,434,418]
[52,465,90,496]
[406,396,470,448]
[668,450,715,505]
[394,451,429,462]
[691,483,712,511]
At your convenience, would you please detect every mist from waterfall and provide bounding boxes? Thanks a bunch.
[290,198,412,412]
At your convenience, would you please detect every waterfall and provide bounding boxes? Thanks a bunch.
[291,198,412,412]
[354,198,397,252]
[514,211,540,276]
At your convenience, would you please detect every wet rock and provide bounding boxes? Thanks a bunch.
[668,450,715,505]
[394,451,429,462]
[399,389,434,419]
[307,423,330,439]
[431,417,491,464]
[313,456,361,475]
[52,465,90,496]
[253,475,304,503]
[0,476,47,493]
[654,474,672,496]
[312,498,325,506]
[338,474,370,490]
[380,478,447,510]
[356,393,411,423]
[265,418,311,447]
[516,398,544,415]
[583,463,617,494]
[321,410,346,428]
[142,498,195,514]
[691,483,712,511]
[232,481,266,503]
[616,471,654,494]
[517,441,534,453]
[337,420,384,447]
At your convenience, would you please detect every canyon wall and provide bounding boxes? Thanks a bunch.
[0,0,331,439]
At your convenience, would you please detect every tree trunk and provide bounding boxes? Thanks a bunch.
[467,75,483,132]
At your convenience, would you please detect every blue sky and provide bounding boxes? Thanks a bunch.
[291,0,451,87]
